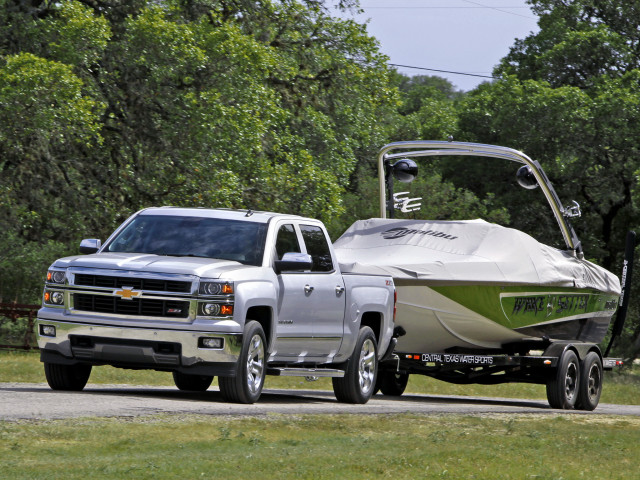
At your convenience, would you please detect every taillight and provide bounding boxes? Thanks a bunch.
[393,288,397,321]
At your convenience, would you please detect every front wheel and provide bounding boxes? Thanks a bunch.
[44,362,92,391]
[219,321,266,404]
[546,349,580,409]
[575,352,603,411]
[333,326,378,404]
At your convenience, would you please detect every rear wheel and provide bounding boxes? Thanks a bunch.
[376,371,409,396]
[546,349,580,409]
[333,326,377,404]
[575,352,603,411]
[44,362,92,391]
[172,372,214,392]
[219,321,266,404]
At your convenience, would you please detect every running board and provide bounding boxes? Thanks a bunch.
[267,367,345,378]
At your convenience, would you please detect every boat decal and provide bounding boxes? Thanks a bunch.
[381,227,457,241]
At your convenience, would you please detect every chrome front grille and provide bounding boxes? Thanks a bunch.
[74,274,191,293]
[74,293,189,318]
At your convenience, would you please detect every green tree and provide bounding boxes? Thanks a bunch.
[0,0,399,302]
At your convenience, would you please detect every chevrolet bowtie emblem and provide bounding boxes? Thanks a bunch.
[114,287,142,300]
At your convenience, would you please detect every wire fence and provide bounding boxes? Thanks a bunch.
[0,302,40,350]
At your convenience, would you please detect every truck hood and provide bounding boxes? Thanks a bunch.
[52,252,255,278]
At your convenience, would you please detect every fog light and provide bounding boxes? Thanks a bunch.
[199,337,224,349]
[40,325,56,337]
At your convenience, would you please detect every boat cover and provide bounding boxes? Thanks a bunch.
[334,219,621,294]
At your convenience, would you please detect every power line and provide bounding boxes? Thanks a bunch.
[460,0,533,19]
[389,63,498,79]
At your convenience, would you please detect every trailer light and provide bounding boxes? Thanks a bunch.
[40,325,56,337]
[199,337,224,349]
[617,360,624,366]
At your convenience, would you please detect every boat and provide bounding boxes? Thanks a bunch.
[333,141,622,354]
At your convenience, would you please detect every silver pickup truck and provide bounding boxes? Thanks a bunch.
[36,207,396,404]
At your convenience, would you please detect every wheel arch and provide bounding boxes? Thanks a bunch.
[245,305,273,352]
[360,311,382,344]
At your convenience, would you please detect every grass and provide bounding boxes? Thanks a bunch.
[2,413,640,479]
[2,350,640,405]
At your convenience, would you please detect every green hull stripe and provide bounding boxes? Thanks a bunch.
[431,285,619,329]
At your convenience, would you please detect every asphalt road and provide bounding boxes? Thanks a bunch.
[2,382,640,420]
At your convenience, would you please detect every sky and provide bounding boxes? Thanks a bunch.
[340,0,541,91]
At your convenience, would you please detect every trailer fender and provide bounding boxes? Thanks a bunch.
[542,342,602,363]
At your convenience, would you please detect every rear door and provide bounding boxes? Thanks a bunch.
[298,223,345,357]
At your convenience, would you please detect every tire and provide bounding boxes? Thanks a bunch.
[377,371,409,396]
[172,372,214,392]
[219,321,266,404]
[546,349,580,409]
[333,326,378,404]
[575,351,603,411]
[44,362,92,391]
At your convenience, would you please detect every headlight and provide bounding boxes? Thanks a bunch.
[44,290,65,306]
[200,303,234,317]
[46,269,66,284]
[199,281,233,296]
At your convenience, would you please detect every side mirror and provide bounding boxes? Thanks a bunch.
[79,239,102,254]
[274,252,313,274]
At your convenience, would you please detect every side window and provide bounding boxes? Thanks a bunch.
[275,224,301,260]
[300,224,333,272]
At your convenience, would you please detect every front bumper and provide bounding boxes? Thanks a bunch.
[35,318,243,376]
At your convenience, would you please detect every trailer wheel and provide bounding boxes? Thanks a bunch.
[172,372,214,392]
[575,352,603,411]
[333,326,377,404]
[546,349,580,409]
[376,371,409,396]
[44,362,92,391]
[219,321,266,404]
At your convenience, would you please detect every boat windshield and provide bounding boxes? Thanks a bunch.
[105,215,268,266]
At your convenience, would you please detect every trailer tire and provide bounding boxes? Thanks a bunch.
[219,321,266,404]
[546,349,580,409]
[172,372,214,392]
[333,326,377,404]
[575,352,603,411]
[377,371,409,396]
[44,362,91,391]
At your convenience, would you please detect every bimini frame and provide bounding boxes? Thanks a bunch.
[377,140,583,257]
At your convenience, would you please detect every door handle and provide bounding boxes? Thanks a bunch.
[335,285,345,295]
[304,284,314,294]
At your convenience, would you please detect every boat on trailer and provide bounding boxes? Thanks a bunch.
[333,141,631,411]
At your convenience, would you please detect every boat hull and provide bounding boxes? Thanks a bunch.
[394,280,619,353]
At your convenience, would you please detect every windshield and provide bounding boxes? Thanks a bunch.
[105,215,267,266]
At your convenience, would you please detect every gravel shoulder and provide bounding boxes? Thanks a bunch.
[2,382,640,421]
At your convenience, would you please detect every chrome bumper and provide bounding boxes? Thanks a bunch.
[35,319,243,374]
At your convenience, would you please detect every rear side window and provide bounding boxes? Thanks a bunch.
[300,224,333,272]
[275,224,301,260]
